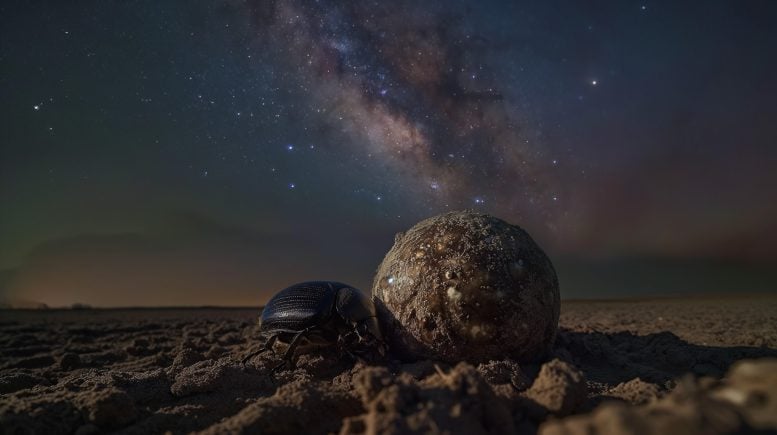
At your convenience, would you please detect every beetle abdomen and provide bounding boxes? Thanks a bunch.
[260,281,344,331]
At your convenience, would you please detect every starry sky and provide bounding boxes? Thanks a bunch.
[1,0,776,307]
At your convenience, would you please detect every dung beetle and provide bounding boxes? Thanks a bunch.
[242,281,385,371]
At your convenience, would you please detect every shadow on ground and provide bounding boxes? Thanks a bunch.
[557,329,777,387]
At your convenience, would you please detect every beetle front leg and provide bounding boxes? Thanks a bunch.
[271,327,313,373]
[241,333,279,367]
[337,330,359,361]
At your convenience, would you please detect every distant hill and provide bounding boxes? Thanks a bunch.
[555,256,777,299]
[0,298,49,309]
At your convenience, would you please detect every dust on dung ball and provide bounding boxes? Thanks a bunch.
[372,211,559,363]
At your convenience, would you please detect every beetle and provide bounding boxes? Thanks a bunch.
[242,281,385,371]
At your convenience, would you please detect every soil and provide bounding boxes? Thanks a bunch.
[1,295,776,434]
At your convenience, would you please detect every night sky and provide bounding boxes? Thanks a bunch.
[2,1,776,307]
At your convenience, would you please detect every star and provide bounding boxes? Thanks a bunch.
[288,182,296,189]
[33,105,40,111]
[591,80,598,86]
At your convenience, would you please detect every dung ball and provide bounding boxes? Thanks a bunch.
[372,211,559,363]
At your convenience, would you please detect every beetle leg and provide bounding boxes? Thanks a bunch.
[339,329,357,345]
[271,327,312,373]
[355,322,368,339]
[342,347,358,362]
[241,334,279,366]
[336,331,356,358]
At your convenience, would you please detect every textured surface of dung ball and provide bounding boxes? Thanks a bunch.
[372,211,559,363]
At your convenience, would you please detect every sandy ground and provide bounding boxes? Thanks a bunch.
[1,295,776,434]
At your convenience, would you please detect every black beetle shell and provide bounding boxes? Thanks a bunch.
[260,281,349,332]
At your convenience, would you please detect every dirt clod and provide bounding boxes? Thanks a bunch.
[523,359,587,417]
[79,388,137,428]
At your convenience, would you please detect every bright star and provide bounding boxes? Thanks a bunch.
[591,80,598,86]
[286,144,294,151]
[33,105,40,111]
[288,183,296,189]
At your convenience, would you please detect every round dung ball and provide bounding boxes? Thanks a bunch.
[372,211,559,363]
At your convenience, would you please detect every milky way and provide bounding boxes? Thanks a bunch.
[2,0,776,306]
[247,0,556,228]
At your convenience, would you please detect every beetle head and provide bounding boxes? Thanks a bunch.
[335,287,386,359]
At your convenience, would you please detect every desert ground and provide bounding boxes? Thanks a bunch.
[1,295,776,434]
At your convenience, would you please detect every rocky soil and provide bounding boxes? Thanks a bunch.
[1,295,776,434]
